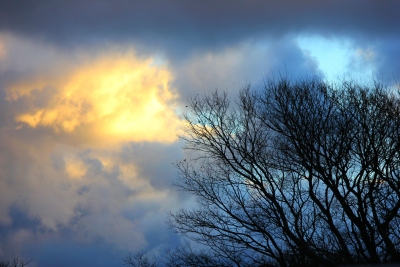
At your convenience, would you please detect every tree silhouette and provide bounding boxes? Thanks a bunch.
[128,77,400,267]
[0,254,31,267]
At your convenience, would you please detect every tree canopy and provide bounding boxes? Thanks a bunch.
[128,77,400,267]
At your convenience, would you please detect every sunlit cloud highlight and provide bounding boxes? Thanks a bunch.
[5,52,180,145]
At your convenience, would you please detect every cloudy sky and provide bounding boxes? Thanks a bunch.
[0,1,399,266]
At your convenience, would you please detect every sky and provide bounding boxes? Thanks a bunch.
[0,1,399,266]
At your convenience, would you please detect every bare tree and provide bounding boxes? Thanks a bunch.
[123,251,160,267]
[167,77,400,267]
[165,241,236,267]
[0,254,32,267]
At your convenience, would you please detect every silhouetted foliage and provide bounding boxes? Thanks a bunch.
[127,77,400,267]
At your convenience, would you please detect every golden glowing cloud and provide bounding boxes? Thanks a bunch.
[6,53,180,144]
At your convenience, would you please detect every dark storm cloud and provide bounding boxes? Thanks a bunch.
[1,0,399,56]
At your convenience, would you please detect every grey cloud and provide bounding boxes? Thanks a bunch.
[1,0,399,57]
[369,39,400,83]
[0,121,185,266]
[169,37,323,102]
[338,37,400,84]
[22,241,120,267]
[119,141,185,193]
